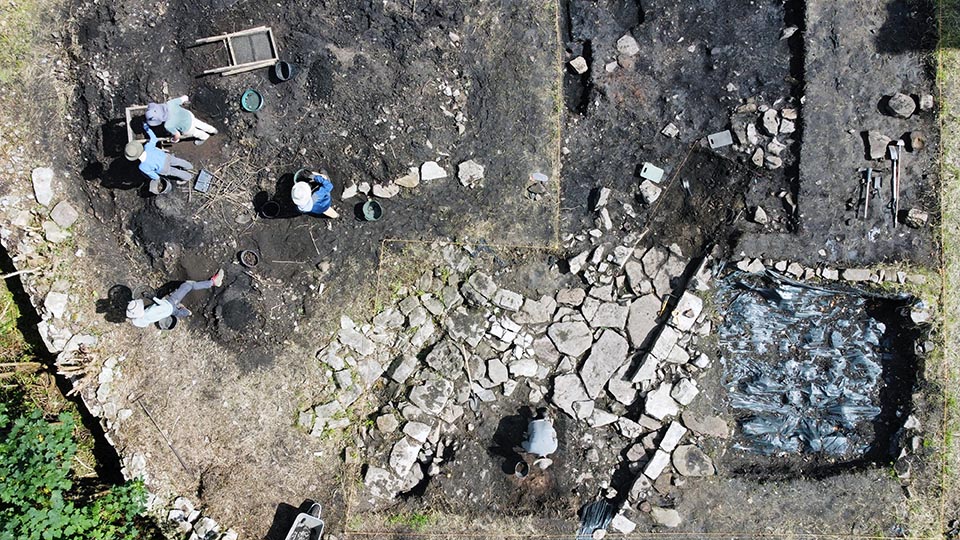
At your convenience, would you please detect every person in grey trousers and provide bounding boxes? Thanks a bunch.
[127,269,224,328]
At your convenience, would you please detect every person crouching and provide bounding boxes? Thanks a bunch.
[291,169,339,218]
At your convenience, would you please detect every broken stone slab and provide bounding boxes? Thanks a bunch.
[840,268,873,282]
[395,167,420,188]
[457,160,485,187]
[624,261,646,294]
[607,363,638,406]
[670,378,699,406]
[672,445,715,477]
[492,288,523,312]
[628,474,653,501]
[569,56,588,74]
[767,139,787,156]
[547,321,593,357]
[589,302,629,329]
[356,358,385,387]
[671,292,702,332]
[867,131,892,160]
[364,466,402,501]
[579,330,629,399]
[616,34,640,56]
[750,148,764,167]
[551,373,591,418]
[445,309,487,348]
[43,221,70,243]
[919,94,934,111]
[389,436,423,476]
[377,414,399,433]
[514,295,557,325]
[650,507,681,528]
[886,92,917,118]
[649,325,680,361]
[408,378,454,416]
[572,399,595,421]
[509,357,539,378]
[487,357,509,385]
[658,421,688,452]
[50,201,79,229]
[643,449,671,480]
[402,421,432,443]
[589,408,618,428]
[765,155,783,169]
[905,208,929,228]
[631,356,659,384]
[750,205,768,225]
[567,249,591,275]
[610,513,637,534]
[341,182,359,199]
[778,119,795,135]
[639,180,662,204]
[420,161,447,181]
[462,271,497,304]
[425,340,465,379]
[762,109,779,136]
[32,167,54,206]
[626,295,662,349]
[681,411,730,439]
[339,326,375,356]
[556,288,586,307]
[645,382,679,420]
[372,183,400,198]
[44,292,69,319]
[373,307,405,330]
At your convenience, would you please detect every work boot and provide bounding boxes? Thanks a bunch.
[211,268,225,287]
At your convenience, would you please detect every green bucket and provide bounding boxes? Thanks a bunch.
[240,89,264,112]
[362,200,383,221]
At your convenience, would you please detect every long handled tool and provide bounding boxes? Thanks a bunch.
[888,141,904,227]
[858,168,872,219]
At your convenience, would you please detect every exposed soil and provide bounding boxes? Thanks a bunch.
[0,0,945,537]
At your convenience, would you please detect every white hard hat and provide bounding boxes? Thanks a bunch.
[291,181,312,208]
[126,299,145,319]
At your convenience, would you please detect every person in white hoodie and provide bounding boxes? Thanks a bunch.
[126,268,224,328]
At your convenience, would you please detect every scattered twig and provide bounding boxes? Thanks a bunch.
[309,230,321,257]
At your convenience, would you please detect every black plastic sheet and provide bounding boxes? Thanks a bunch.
[717,271,892,457]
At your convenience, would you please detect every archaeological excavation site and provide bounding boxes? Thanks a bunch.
[0,0,958,539]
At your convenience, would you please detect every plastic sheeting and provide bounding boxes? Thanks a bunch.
[576,499,614,540]
[717,271,893,457]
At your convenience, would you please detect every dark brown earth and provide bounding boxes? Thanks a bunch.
[18,0,942,536]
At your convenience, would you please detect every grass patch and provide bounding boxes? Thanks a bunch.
[387,511,435,531]
[0,0,41,84]
[0,283,31,362]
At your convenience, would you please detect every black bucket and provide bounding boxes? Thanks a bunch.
[261,200,281,219]
[274,61,297,81]
[157,316,178,331]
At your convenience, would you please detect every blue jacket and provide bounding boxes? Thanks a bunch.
[302,175,333,215]
[138,126,167,181]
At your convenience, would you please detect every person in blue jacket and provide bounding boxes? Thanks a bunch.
[124,123,195,190]
[291,169,339,218]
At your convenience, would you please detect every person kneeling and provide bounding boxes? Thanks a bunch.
[291,170,339,218]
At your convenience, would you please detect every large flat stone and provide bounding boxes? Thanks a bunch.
[547,321,593,357]
[626,295,662,348]
[579,330,629,399]
[551,373,591,418]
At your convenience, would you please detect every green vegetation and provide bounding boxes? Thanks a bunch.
[928,0,960,533]
[387,511,435,531]
[0,403,146,540]
[0,277,151,538]
[0,0,42,83]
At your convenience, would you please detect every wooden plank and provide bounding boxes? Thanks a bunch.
[226,35,237,67]
[267,27,280,60]
[220,59,277,76]
[194,25,271,44]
